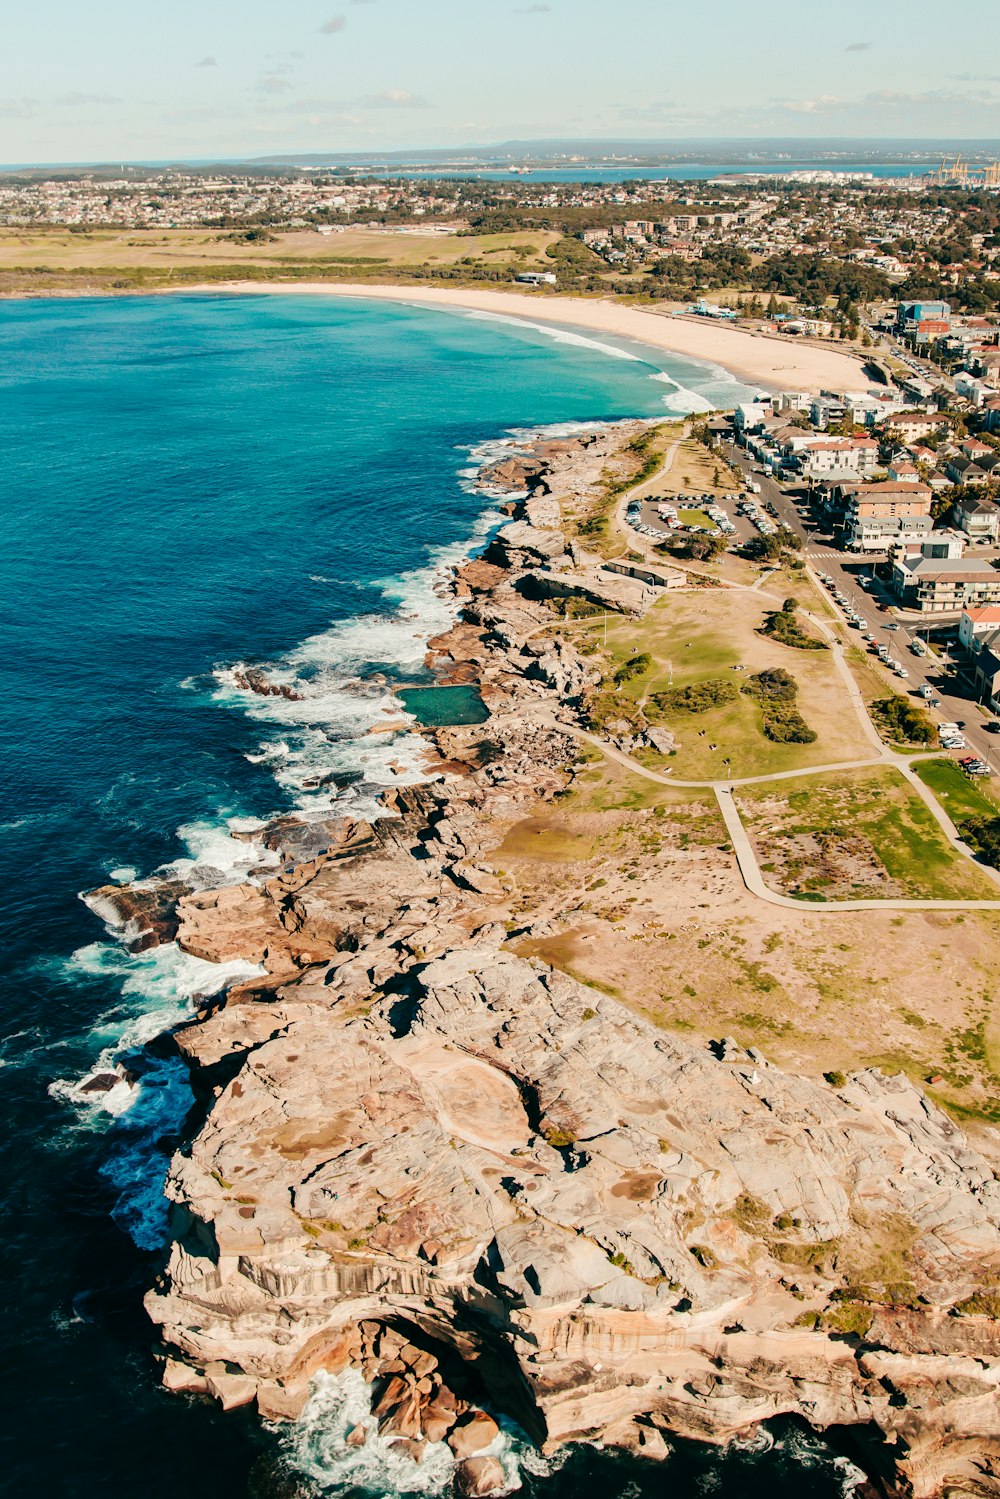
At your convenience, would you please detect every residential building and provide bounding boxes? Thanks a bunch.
[838,479,933,550]
[895,529,967,561]
[809,394,847,428]
[887,411,948,441]
[899,374,936,404]
[735,402,770,431]
[945,453,1000,486]
[891,555,1000,614]
[955,372,992,407]
[800,436,880,480]
[848,514,934,551]
[958,605,1000,652]
[952,492,1000,541]
[972,643,1000,709]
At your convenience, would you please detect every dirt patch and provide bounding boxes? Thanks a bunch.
[747,810,906,899]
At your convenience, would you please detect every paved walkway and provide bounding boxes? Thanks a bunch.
[570,558,1000,908]
[715,786,1000,913]
[550,460,1000,911]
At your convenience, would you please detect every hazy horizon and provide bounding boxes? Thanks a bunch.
[4,0,1000,165]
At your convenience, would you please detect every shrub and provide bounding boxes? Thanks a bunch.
[741,669,817,743]
[870,695,935,746]
[585,688,645,733]
[651,677,738,716]
[758,600,827,652]
[821,1302,874,1338]
[614,652,652,685]
[954,1288,1000,1318]
[960,814,1000,869]
[825,1070,848,1088]
[657,531,729,562]
[742,667,797,702]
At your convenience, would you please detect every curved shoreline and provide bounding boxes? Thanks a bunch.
[169,281,868,396]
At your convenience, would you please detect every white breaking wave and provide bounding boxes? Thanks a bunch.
[165,816,280,886]
[648,371,716,415]
[460,308,643,362]
[50,941,263,1248]
[284,1370,566,1496]
[51,940,263,1115]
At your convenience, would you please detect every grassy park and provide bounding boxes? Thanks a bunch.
[0,225,562,294]
[737,768,996,902]
[573,589,872,780]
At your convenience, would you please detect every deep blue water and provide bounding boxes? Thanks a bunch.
[0,293,856,1496]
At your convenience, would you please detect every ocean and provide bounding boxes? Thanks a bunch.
[0,291,857,1496]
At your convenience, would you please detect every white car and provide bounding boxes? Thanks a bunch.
[894,666,909,678]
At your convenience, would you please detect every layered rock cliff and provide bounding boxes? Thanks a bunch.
[107,424,1000,1497]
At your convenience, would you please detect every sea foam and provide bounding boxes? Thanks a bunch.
[283,1369,565,1496]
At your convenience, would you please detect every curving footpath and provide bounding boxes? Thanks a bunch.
[568,528,1000,908]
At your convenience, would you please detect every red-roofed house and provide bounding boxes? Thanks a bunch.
[959,605,1000,652]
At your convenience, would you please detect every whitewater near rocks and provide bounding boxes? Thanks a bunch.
[91,426,1000,1498]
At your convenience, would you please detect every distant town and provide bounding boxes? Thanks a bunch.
[2,162,998,313]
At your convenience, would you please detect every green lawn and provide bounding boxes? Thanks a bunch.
[738,768,996,901]
[574,591,873,781]
[912,758,1000,822]
[676,507,718,531]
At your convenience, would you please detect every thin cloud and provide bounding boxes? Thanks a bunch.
[54,91,122,107]
[319,14,347,32]
[255,64,294,95]
[195,55,217,67]
[360,89,430,109]
[515,3,551,10]
[616,100,679,122]
[845,41,871,52]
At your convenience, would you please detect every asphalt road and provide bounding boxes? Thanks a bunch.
[721,440,1000,777]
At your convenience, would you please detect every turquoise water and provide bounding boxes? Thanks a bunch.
[397,684,489,725]
[0,292,856,1496]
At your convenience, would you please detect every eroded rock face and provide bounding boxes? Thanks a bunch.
[83,879,191,951]
[128,422,1000,1498]
[146,950,1000,1497]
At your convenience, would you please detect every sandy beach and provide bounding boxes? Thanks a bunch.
[188,281,872,395]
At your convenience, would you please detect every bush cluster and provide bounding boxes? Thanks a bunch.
[758,598,827,652]
[960,814,1000,870]
[657,531,729,562]
[870,694,936,746]
[741,668,817,743]
[651,677,738,716]
[613,652,652,686]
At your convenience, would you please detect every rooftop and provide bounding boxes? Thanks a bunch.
[897,556,998,579]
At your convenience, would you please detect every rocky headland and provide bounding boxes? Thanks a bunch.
[90,425,1000,1497]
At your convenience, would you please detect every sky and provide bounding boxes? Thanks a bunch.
[3,0,1000,164]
